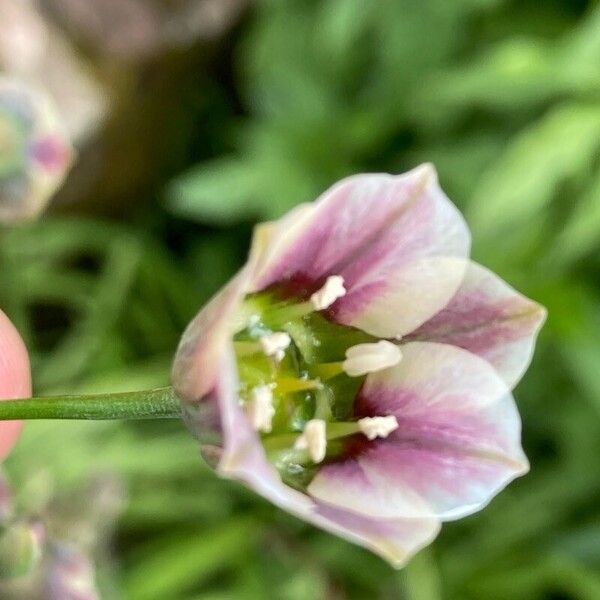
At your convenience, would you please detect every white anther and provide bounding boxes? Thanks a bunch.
[342,340,402,377]
[259,331,291,361]
[310,275,346,311]
[294,419,327,463]
[358,415,399,441]
[246,385,275,433]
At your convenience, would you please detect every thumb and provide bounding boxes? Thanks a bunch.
[0,309,31,461]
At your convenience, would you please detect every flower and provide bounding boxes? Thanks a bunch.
[0,77,72,223]
[172,164,546,567]
[0,309,31,462]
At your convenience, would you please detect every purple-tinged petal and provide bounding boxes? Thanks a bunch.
[250,165,470,338]
[308,342,528,520]
[312,503,440,569]
[332,256,468,339]
[203,346,303,503]
[173,218,280,397]
[210,348,440,567]
[175,306,440,567]
[172,269,250,403]
[407,262,546,388]
[172,222,281,442]
[174,218,290,460]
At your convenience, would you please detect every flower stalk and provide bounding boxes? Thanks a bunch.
[0,387,180,421]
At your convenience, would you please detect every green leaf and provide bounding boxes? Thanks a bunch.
[469,103,600,236]
[123,518,260,600]
[546,169,600,267]
[167,158,266,224]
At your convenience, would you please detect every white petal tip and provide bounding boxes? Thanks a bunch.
[310,275,346,311]
[343,340,402,377]
[412,162,437,184]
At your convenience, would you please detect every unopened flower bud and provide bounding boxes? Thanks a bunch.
[0,77,73,223]
[0,520,44,578]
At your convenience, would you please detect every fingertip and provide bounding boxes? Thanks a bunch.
[0,309,31,460]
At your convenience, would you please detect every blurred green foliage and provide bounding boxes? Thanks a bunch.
[3,0,600,598]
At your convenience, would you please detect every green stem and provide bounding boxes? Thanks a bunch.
[0,387,181,421]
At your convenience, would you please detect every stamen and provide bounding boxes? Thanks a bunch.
[275,377,322,393]
[259,331,291,361]
[343,340,402,377]
[294,419,327,463]
[358,415,399,440]
[311,362,344,380]
[310,275,346,311]
[313,388,332,420]
[246,385,276,433]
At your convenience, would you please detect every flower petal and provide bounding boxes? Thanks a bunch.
[0,309,31,461]
[308,342,528,520]
[407,262,546,388]
[172,219,281,404]
[251,165,470,337]
[172,269,250,403]
[332,256,468,338]
[211,348,440,568]
[313,503,440,569]
[173,259,441,566]
[172,258,261,451]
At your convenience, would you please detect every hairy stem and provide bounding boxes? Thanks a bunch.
[0,387,181,421]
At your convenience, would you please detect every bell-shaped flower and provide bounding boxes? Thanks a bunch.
[172,164,546,567]
[0,77,72,223]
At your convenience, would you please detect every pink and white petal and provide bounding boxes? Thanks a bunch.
[213,348,440,567]
[172,218,282,402]
[331,257,467,339]
[248,204,318,289]
[312,503,440,568]
[207,347,312,510]
[172,264,257,450]
[172,268,251,402]
[407,262,546,388]
[250,165,470,303]
[309,342,528,521]
[308,451,433,520]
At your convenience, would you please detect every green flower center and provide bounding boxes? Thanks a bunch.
[234,290,380,490]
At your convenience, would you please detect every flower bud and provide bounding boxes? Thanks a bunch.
[0,521,44,578]
[0,77,72,222]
